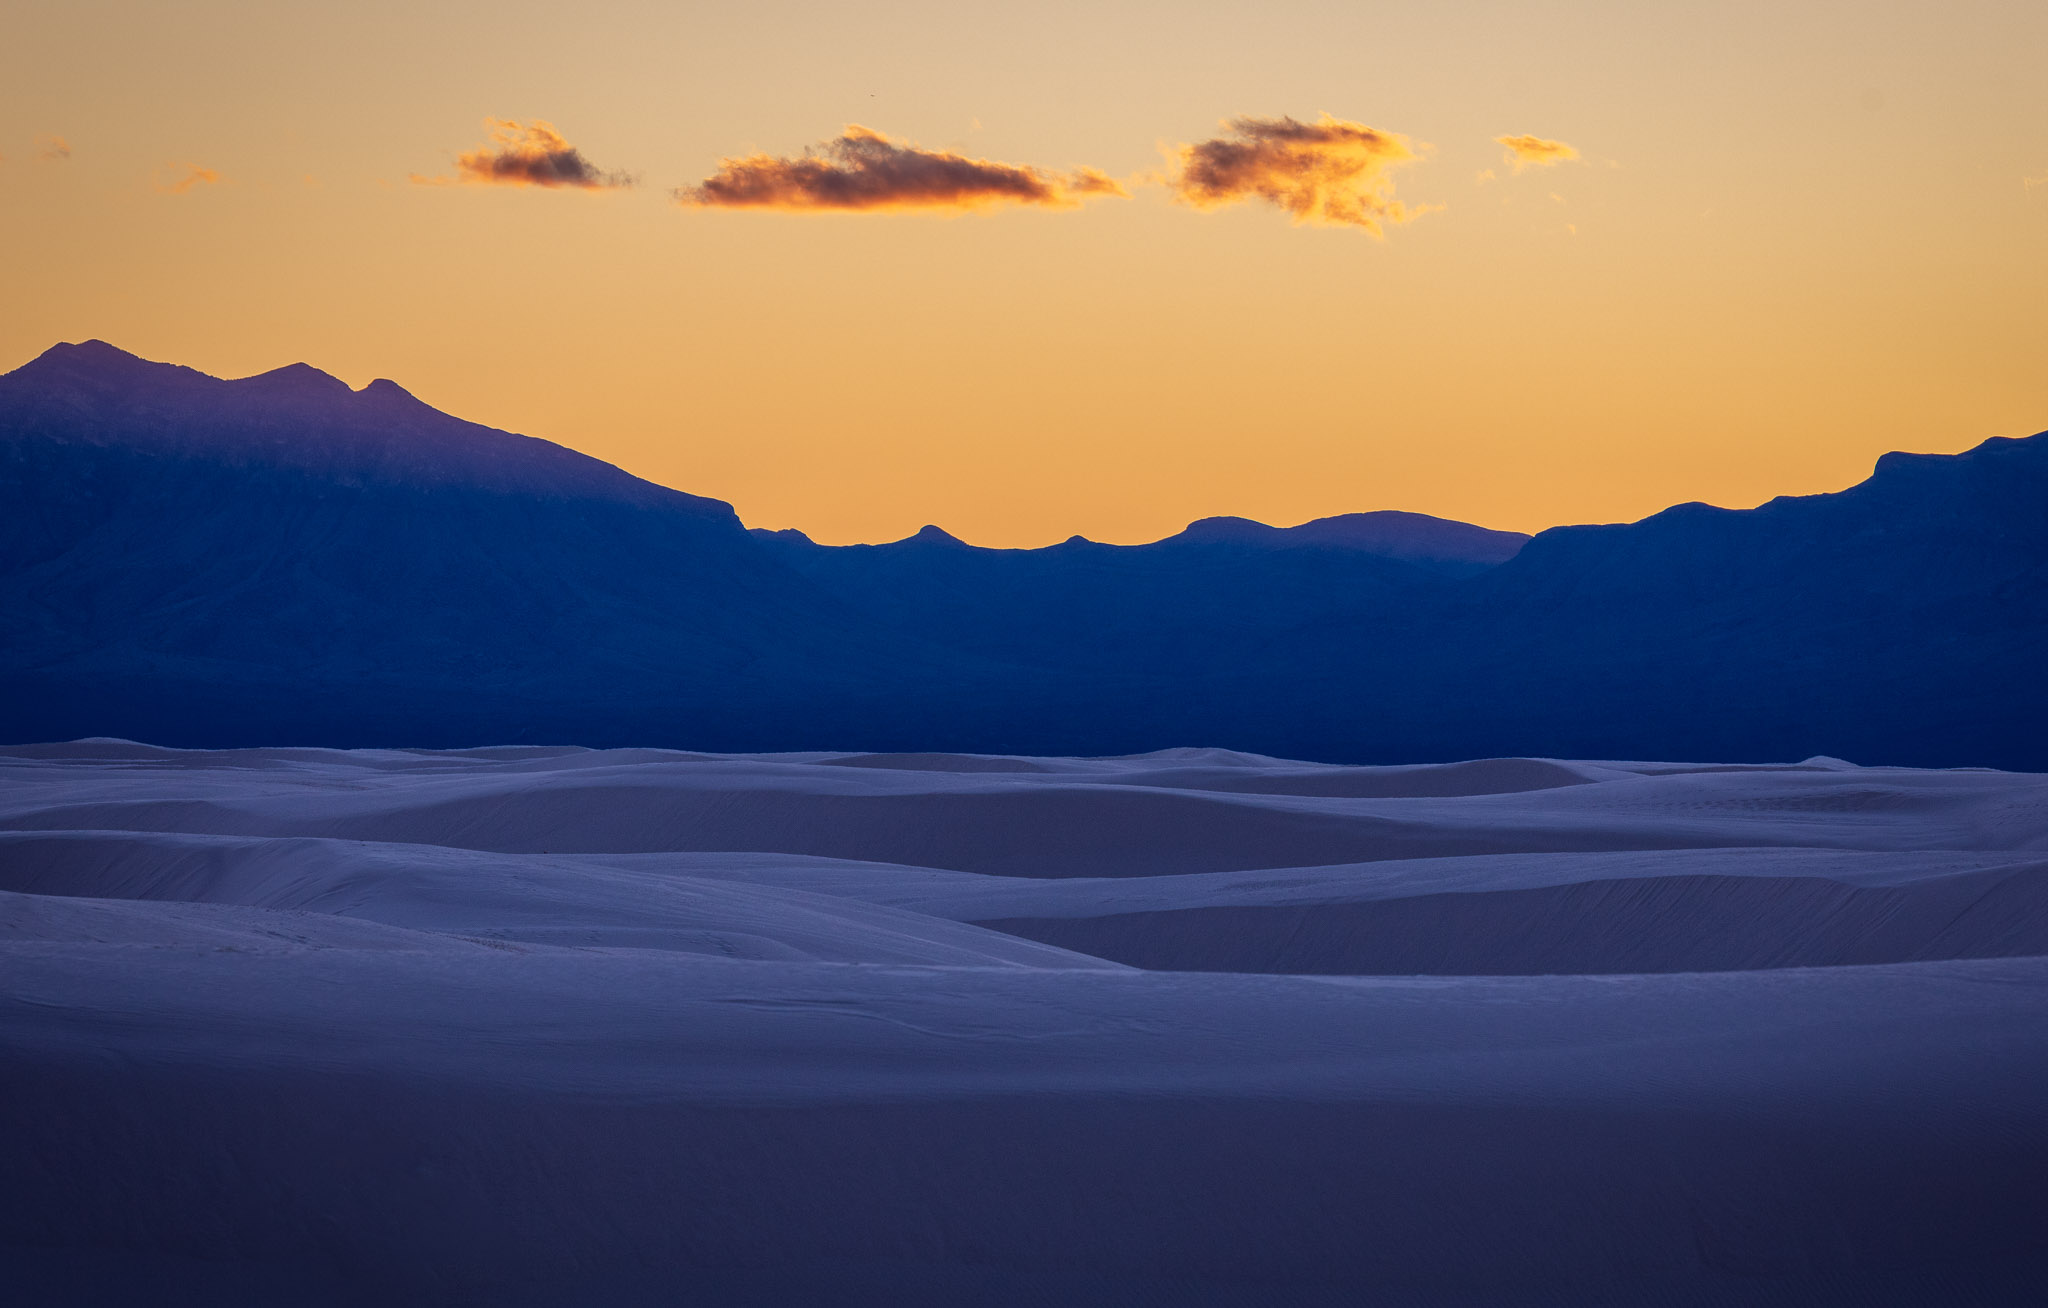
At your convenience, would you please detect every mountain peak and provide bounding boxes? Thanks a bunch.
[1165,510,1528,569]
[2,340,207,406]
[14,339,173,383]
[1178,516,1277,544]
[354,376,437,416]
[235,361,351,397]
[36,339,142,366]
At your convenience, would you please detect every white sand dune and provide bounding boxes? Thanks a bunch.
[4,744,2047,1304]
[0,831,1116,967]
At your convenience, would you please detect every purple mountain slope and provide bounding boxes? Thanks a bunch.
[2,340,727,512]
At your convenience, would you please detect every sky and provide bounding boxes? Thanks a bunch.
[3,0,2044,546]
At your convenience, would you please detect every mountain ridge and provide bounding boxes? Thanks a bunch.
[755,511,1528,568]
[3,340,2044,767]
[1,340,733,515]
[8,339,2030,551]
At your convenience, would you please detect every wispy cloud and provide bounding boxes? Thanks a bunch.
[154,163,220,195]
[36,134,71,163]
[676,125,1126,213]
[414,119,634,190]
[2025,170,2048,193]
[1494,134,1580,171]
[1166,114,1431,235]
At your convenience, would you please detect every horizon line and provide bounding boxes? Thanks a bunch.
[7,336,2039,551]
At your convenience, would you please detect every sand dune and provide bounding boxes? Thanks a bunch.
[0,831,1116,968]
[978,864,2048,974]
[5,743,2048,1304]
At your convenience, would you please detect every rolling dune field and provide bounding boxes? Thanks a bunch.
[5,741,2048,1304]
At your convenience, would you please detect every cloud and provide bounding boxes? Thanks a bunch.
[1495,134,1580,171]
[2026,170,2048,193]
[154,163,220,195]
[675,125,1127,213]
[415,119,634,190]
[1165,114,1431,235]
[36,135,71,163]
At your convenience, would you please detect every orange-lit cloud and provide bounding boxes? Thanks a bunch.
[415,119,634,190]
[676,125,1127,213]
[1167,114,1430,235]
[1495,134,1580,171]
[154,163,220,194]
[36,135,72,163]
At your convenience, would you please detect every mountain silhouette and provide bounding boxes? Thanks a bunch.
[4,341,2044,766]
[0,341,950,748]
[749,508,1522,675]
[1165,511,1527,570]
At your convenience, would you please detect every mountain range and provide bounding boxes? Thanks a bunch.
[3,340,2044,767]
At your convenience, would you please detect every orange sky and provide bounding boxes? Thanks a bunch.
[3,0,2044,545]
